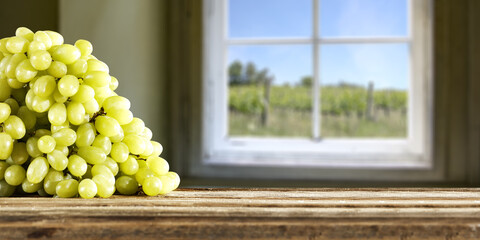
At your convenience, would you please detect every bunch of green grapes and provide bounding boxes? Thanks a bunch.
[0,27,179,198]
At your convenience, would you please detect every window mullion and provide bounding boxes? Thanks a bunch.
[313,0,320,139]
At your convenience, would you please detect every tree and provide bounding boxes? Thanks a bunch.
[299,76,312,87]
[228,60,243,85]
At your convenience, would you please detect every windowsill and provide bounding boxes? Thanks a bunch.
[1,188,479,239]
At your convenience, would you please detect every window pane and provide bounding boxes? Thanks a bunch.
[320,0,408,37]
[319,44,408,138]
[228,0,312,38]
[228,45,312,137]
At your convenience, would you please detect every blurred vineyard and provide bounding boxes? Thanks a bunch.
[227,60,407,137]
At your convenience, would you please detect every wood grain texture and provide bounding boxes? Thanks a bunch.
[1,188,480,239]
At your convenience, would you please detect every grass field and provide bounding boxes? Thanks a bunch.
[229,108,407,138]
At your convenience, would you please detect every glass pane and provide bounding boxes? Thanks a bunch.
[228,0,312,38]
[320,0,408,37]
[228,45,312,137]
[319,44,408,138]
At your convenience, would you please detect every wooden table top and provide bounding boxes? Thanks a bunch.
[1,188,480,239]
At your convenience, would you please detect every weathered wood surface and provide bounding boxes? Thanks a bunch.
[1,188,480,239]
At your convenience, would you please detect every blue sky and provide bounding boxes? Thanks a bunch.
[228,0,409,89]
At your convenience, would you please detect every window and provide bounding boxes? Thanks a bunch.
[198,0,435,181]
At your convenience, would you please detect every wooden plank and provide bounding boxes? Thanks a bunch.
[1,188,480,239]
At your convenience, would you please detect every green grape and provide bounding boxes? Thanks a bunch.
[4,98,19,115]
[53,87,68,103]
[34,128,51,138]
[43,169,64,195]
[47,61,67,78]
[77,146,107,165]
[37,135,56,153]
[29,50,52,70]
[140,127,153,140]
[92,134,112,155]
[0,180,16,197]
[0,102,11,123]
[106,108,133,125]
[135,167,154,186]
[91,164,115,180]
[55,145,69,156]
[52,128,76,146]
[24,89,35,110]
[83,98,100,114]
[26,157,49,184]
[33,75,56,97]
[6,36,29,54]
[137,159,147,169]
[158,175,175,195]
[44,31,64,46]
[10,142,29,165]
[46,149,68,171]
[86,59,109,73]
[0,55,10,72]
[31,95,54,113]
[57,75,79,97]
[11,87,27,105]
[142,176,162,196]
[27,41,46,56]
[67,101,86,125]
[92,173,115,198]
[93,86,114,107]
[75,39,93,57]
[122,118,145,135]
[151,141,163,157]
[110,142,129,163]
[78,179,97,199]
[3,115,26,139]
[102,96,130,111]
[22,178,42,193]
[122,134,146,155]
[51,44,81,64]
[83,164,93,179]
[119,155,139,175]
[109,127,124,143]
[146,156,169,176]
[0,78,12,101]
[71,84,94,103]
[0,161,9,180]
[75,123,95,147]
[7,77,26,89]
[5,53,27,79]
[166,171,181,190]
[15,27,34,41]
[17,106,36,130]
[67,155,87,177]
[0,38,10,53]
[67,58,87,77]
[109,76,119,90]
[103,157,119,176]
[48,102,67,125]
[115,176,138,195]
[56,179,78,198]
[26,137,42,158]
[50,121,69,133]
[33,31,52,50]
[140,139,154,157]
[95,115,121,137]
[4,165,26,186]
[84,71,110,87]
[15,59,38,82]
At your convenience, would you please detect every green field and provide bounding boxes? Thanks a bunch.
[228,85,407,138]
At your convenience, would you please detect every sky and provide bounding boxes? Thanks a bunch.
[227,0,409,90]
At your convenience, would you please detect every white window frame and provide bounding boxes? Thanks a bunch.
[198,0,436,181]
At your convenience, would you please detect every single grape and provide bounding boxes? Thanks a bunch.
[17,106,36,130]
[3,98,18,115]
[92,134,112,155]
[0,102,11,123]
[15,27,34,41]
[142,176,162,196]
[29,50,52,70]
[67,101,86,125]
[140,139,154,157]
[95,115,121,137]
[86,59,109,73]
[33,75,56,97]
[106,108,133,125]
[26,137,42,158]
[55,145,69,156]
[56,179,79,198]
[47,149,68,171]
[77,146,107,165]
[31,95,54,113]
[43,169,64,195]
[158,175,175,195]
[110,142,129,163]
[75,122,95,147]
[151,141,163,157]
[37,135,56,153]
[78,179,97,199]
[48,102,67,125]
[83,98,100,114]
[26,157,49,184]
[57,75,79,97]
[34,128,51,138]
[22,178,43,193]
[102,96,130,112]
[67,58,87,77]
[115,176,138,195]
[146,156,169,176]
[53,87,68,103]
[135,167,155,186]
[3,115,26,139]
[47,61,67,78]
[51,44,81,65]
[0,161,9,180]
[52,128,76,146]
[102,157,119,176]
[92,174,115,198]
[44,31,64,46]
[4,165,26,186]
[109,76,119,90]
[0,180,16,197]
[33,31,52,50]
[84,71,110,87]
[166,171,181,190]
[119,155,139,176]
[5,53,27,79]
[122,118,145,135]
[75,39,93,57]
[15,59,38,82]
[71,84,95,103]
[10,142,29,165]
[6,36,29,54]
[67,155,87,177]
[27,41,47,57]
[0,78,12,101]
[122,134,146,155]
[7,78,26,89]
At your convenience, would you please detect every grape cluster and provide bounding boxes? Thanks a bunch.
[0,27,179,198]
